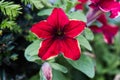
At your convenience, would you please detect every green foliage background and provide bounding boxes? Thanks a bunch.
[0,0,120,80]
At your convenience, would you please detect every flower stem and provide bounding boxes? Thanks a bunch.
[87,8,103,26]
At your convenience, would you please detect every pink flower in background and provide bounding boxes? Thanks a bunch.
[75,0,88,10]
[87,0,120,25]
[90,14,119,44]
[90,0,120,18]
[31,8,85,60]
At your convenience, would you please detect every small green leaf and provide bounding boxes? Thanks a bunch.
[77,35,92,51]
[0,1,22,19]
[65,1,73,12]
[33,1,44,9]
[52,70,67,80]
[53,0,67,7]
[37,8,53,16]
[68,11,87,22]
[24,40,41,62]
[29,74,39,80]
[41,0,52,7]
[50,63,68,73]
[39,69,47,80]
[115,32,120,53]
[67,54,95,78]
[84,28,94,41]
[10,54,18,61]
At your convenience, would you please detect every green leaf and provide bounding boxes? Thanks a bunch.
[31,0,44,9]
[50,63,68,73]
[22,0,44,9]
[115,32,120,53]
[10,54,18,61]
[26,31,37,42]
[37,8,53,16]
[0,19,21,33]
[84,28,94,41]
[41,0,52,7]
[67,54,95,78]
[53,0,67,7]
[29,74,39,80]
[0,1,22,19]
[65,1,73,12]
[67,10,87,22]
[77,35,92,51]
[52,70,67,80]
[0,19,16,30]
[39,69,47,80]
[24,40,41,62]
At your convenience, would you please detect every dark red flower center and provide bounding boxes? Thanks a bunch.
[53,28,65,39]
[117,0,120,2]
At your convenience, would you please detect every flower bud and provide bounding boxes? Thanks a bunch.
[41,62,52,80]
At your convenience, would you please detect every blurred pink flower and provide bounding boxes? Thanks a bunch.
[87,0,120,25]
[90,0,120,18]
[75,0,88,10]
[90,14,119,44]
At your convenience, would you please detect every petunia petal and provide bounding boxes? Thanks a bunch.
[97,14,107,24]
[75,4,83,10]
[47,8,69,29]
[64,20,85,38]
[60,38,81,60]
[110,8,120,18]
[103,33,114,44]
[99,0,120,12]
[102,25,119,36]
[38,39,60,60]
[78,0,87,3]
[90,25,102,33]
[90,0,99,3]
[102,24,119,44]
[75,0,88,10]
[31,20,53,39]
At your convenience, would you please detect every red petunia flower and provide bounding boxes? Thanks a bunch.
[31,8,85,60]
[90,14,119,44]
[75,0,88,10]
[90,0,120,18]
